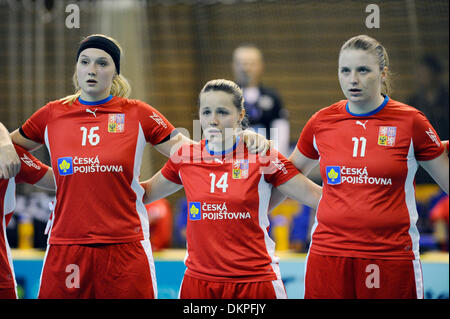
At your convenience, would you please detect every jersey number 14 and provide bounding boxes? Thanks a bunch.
[209,173,229,193]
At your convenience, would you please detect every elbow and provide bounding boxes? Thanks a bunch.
[141,181,151,204]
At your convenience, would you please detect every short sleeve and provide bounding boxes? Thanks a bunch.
[14,144,49,184]
[160,148,183,185]
[296,112,320,160]
[136,101,176,145]
[21,104,51,144]
[261,149,300,187]
[412,111,444,161]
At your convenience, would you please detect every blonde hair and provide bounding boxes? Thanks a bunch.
[60,34,131,105]
[340,35,392,96]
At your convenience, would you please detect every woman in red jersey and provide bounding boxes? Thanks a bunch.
[141,79,322,299]
[0,35,269,299]
[287,35,448,299]
[0,142,54,299]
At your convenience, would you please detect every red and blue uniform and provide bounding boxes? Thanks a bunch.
[162,138,299,298]
[0,145,49,299]
[297,96,444,298]
[21,96,175,298]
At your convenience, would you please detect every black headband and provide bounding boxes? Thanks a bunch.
[76,36,121,74]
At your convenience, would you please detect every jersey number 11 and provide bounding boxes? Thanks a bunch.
[352,137,367,157]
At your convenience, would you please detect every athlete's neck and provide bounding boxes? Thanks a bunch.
[206,136,240,155]
[79,95,113,106]
[347,94,385,115]
[79,90,112,103]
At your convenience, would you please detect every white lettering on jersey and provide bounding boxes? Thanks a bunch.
[200,201,251,220]
[72,156,123,173]
[341,175,392,185]
[202,202,227,212]
[425,128,440,147]
[352,136,367,157]
[340,166,392,185]
[80,126,100,146]
[20,153,41,170]
[73,165,123,173]
[86,108,98,117]
[326,165,392,185]
[58,155,124,175]
[150,112,168,128]
[203,211,251,220]
[356,120,368,130]
[271,158,288,174]
[209,173,228,193]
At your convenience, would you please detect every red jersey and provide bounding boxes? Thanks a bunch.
[430,196,449,225]
[0,145,48,287]
[146,199,173,251]
[161,138,299,282]
[21,96,175,244]
[297,96,444,260]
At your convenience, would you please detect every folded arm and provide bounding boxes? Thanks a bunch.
[419,152,449,195]
[34,168,56,191]
[268,147,320,211]
[141,170,183,204]
[276,173,322,210]
[0,123,20,179]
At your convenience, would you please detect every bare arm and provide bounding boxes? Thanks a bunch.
[0,123,21,179]
[268,147,319,211]
[153,132,194,158]
[153,130,271,159]
[141,170,183,204]
[10,129,43,151]
[443,140,449,154]
[419,152,449,194]
[239,129,272,155]
[268,188,286,212]
[288,147,319,176]
[276,173,322,210]
[34,168,56,191]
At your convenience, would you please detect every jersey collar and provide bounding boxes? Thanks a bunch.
[78,95,113,106]
[346,95,389,117]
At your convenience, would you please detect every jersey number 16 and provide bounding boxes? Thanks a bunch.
[80,126,100,146]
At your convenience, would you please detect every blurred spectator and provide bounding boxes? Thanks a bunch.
[408,54,449,184]
[430,195,449,252]
[408,54,449,140]
[146,199,173,251]
[232,44,290,156]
